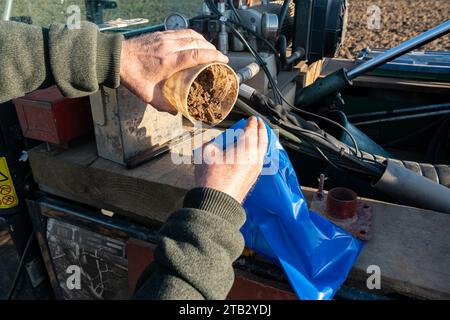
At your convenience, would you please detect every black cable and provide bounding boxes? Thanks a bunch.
[302,137,343,171]
[427,115,450,163]
[272,83,362,158]
[203,1,278,55]
[272,80,354,146]
[264,103,338,142]
[278,121,344,171]
[279,132,381,177]
[226,23,283,104]
[193,18,280,103]
[196,7,362,162]
[382,117,446,148]
[205,0,222,16]
[227,0,242,22]
[7,231,34,300]
[279,118,382,175]
[236,29,281,105]
[196,14,278,55]
[220,19,362,157]
[236,98,385,178]
[227,19,278,55]
[278,0,291,35]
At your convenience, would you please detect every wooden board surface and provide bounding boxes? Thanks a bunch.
[29,140,450,299]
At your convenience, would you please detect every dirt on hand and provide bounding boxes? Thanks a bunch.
[187,65,236,125]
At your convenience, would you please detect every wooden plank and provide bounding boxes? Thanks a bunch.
[29,141,450,299]
[304,187,450,300]
[29,129,220,224]
[30,142,190,224]
[297,60,324,87]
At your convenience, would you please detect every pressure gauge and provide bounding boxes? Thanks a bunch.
[164,13,189,31]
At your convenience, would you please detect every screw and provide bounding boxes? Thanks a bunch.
[317,174,328,200]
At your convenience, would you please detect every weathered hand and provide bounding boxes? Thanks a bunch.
[119,29,229,113]
[195,117,269,204]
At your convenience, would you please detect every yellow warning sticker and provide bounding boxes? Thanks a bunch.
[0,157,18,209]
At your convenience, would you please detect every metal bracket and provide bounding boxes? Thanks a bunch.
[310,188,373,241]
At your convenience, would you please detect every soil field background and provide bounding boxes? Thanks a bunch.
[339,0,450,59]
[0,0,449,59]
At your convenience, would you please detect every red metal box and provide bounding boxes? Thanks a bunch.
[13,86,93,146]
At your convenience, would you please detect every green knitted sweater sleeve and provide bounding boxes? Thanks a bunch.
[133,188,247,300]
[0,21,123,103]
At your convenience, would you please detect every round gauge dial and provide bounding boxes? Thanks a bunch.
[164,13,189,31]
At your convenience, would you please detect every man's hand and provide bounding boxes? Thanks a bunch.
[119,29,228,113]
[195,117,269,204]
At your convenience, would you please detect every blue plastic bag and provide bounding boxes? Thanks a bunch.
[215,119,363,300]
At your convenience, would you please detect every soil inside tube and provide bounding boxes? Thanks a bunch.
[187,65,235,125]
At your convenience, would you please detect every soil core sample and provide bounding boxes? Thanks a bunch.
[187,64,237,125]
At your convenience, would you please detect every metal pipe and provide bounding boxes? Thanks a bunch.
[347,20,450,80]
[325,188,358,221]
[217,0,229,54]
[2,0,13,21]
[295,20,450,108]
[348,102,450,120]
[373,159,450,214]
[354,109,450,126]
[236,62,261,83]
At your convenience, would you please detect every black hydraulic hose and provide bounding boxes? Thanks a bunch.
[238,96,450,185]
[427,115,450,164]
[373,160,450,214]
[381,117,446,148]
[278,0,292,35]
[236,98,385,177]
[227,0,242,22]
[281,119,386,176]
[227,23,283,104]
[205,0,222,16]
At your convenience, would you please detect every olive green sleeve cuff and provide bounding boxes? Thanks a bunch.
[183,187,246,227]
[0,21,52,103]
[134,187,247,300]
[48,22,123,98]
[96,32,123,89]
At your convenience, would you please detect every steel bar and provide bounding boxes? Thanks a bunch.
[347,20,450,80]
[348,102,450,120]
[354,109,450,126]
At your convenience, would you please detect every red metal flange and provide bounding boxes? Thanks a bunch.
[312,187,373,241]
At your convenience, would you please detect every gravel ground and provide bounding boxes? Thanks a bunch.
[339,0,450,59]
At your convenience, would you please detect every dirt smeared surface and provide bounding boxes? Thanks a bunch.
[187,65,237,125]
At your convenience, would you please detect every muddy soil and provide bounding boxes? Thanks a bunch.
[187,65,236,125]
[339,0,450,59]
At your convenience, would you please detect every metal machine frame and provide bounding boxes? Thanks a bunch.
[25,194,390,300]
